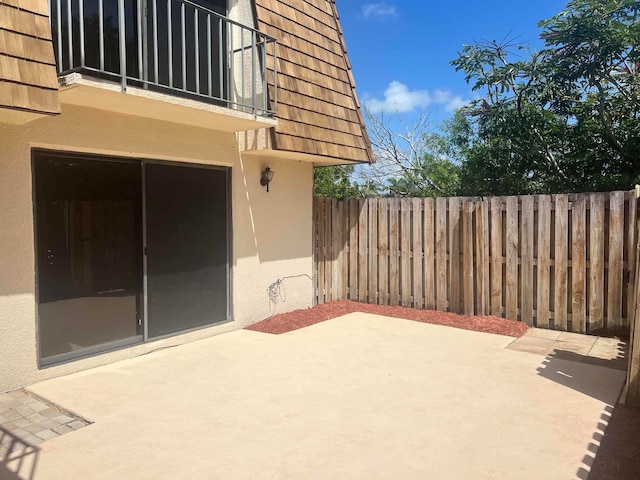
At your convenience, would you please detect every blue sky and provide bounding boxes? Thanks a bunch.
[339,1,568,125]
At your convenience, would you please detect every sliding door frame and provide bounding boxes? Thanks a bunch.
[31,149,233,367]
[141,158,233,342]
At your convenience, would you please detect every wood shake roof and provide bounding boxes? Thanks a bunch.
[0,0,60,115]
[254,0,373,163]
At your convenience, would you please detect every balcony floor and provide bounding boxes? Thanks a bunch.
[58,73,277,133]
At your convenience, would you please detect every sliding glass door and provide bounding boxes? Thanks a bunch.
[34,154,143,362]
[34,152,230,364]
[145,163,229,338]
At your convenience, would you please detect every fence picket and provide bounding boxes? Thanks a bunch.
[341,201,350,300]
[328,199,336,301]
[609,191,625,330]
[505,196,519,320]
[435,198,448,311]
[424,198,435,310]
[554,194,569,330]
[572,195,587,333]
[490,197,503,316]
[316,199,325,304]
[368,199,378,304]
[474,201,488,315]
[378,201,389,305]
[449,197,461,313]
[521,196,534,325]
[482,199,490,313]
[389,199,400,305]
[348,199,358,300]
[412,198,423,309]
[627,189,639,326]
[462,201,475,315]
[537,195,551,328]
[589,193,605,331]
[401,199,412,306]
[358,199,368,302]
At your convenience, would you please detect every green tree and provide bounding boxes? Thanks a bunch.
[313,165,364,199]
[451,0,640,195]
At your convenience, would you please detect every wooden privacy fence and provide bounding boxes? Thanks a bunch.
[314,191,640,334]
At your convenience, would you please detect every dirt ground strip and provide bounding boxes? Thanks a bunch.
[247,300,529,337]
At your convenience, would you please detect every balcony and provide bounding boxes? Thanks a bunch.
[49,0,278,131]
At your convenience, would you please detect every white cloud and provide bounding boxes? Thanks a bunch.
[364,82,470,114]
[362,3,397,19]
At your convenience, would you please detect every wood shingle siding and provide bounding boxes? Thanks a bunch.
[0,0,60,115]
[255,0,373,163]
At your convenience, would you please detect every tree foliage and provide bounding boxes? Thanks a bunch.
[451,0,640,195]
[313,165,365,199]
[313,0,640,198]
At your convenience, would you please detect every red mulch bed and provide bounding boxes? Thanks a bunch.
[246,300,528,337]
[588,405,640,480]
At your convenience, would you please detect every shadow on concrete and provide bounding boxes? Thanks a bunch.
[575,405,615,480]
[0,426,40,480]
[536,347,628,480]
[536,347,626,403]
[585,403,640,480]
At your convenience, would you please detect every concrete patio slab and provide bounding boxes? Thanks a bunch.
[524,327,562,341]
[3,313,626,480]
[508,327,627,371]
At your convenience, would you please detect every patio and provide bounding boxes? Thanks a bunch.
[2,313,626,479]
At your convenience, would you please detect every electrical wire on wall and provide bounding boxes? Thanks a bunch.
[267,274,312,317]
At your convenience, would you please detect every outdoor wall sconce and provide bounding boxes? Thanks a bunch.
[260,167,274,192]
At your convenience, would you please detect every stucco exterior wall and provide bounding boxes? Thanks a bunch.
[0,104,313,392]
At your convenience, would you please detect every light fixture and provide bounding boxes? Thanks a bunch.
[260,167,274,192]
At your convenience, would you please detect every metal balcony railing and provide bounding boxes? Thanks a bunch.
[49,0,277,116]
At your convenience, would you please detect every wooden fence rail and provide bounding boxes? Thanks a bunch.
[314,191,639,334]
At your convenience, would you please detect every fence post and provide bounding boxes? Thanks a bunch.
[626,186,640,406]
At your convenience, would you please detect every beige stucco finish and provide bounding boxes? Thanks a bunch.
[11,313,625,480]
[0,103,313,392]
